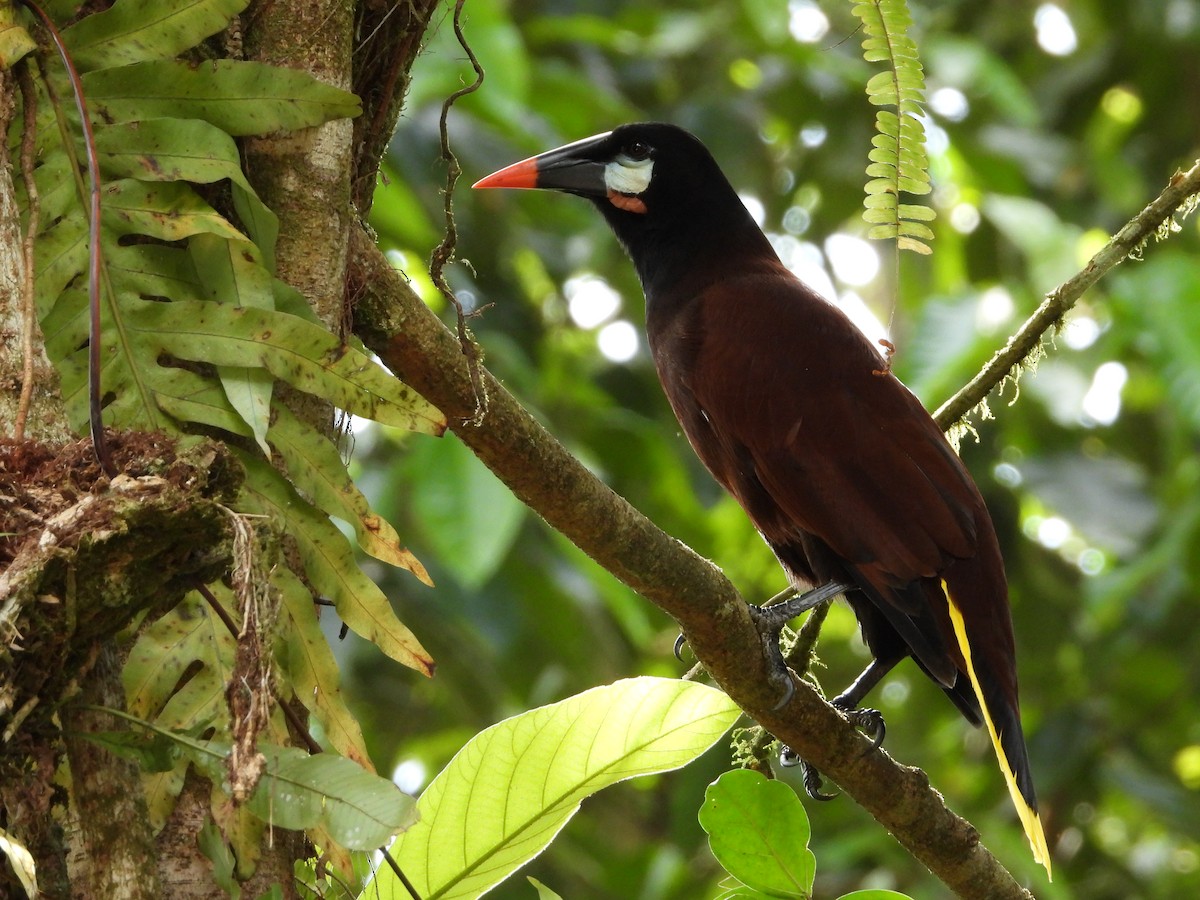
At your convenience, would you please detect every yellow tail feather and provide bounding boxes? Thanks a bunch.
[944,582,1053,880]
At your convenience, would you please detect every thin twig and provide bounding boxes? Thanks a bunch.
[934,158,1200,431]
[13,62,40,441]
[21,0,115,475]
[428,0,488,426]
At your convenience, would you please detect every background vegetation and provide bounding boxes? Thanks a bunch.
[4,0,1197,897]
[356,1,1200,897]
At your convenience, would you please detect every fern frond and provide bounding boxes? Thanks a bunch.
[13,0,439,860]
[851,0,936,254]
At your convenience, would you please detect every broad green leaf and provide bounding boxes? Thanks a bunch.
[374,677,740,900]
[700,769,815,898]
[84,60,362,136]
[243,747,415,850]
[63,0,249,70]
[184,740,416,850]
[189,232,276,453]
[123,299,446,434]
[103,707,416,852]
[274,566,375,770]
[94,118,256,191]
[268,402,431,580]
[236,452,435,675]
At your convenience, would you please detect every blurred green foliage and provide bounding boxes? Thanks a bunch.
[352,1,1200,897]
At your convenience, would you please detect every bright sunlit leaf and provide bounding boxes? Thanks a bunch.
[370,677,740,900]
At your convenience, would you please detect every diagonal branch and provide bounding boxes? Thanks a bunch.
[348,226,1035,899]
[934,158,1200,430]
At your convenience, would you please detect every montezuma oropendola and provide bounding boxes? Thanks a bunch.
[474,122,1050,875]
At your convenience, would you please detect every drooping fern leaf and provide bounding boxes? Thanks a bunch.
[851,0,936,254]
[11,0,442,865]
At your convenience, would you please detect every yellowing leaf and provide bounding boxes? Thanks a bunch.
[268,402,431,581]
[274,566,375,770]
[236,453,435,675]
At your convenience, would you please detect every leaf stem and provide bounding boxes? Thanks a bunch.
[429,0,488,426]
[21,0,115,474]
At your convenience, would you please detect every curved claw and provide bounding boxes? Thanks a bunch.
[834,704,886,755]
[778,745,838,801]
[801,760,838,801]
[673,633,687,662]
[770,674,796,711]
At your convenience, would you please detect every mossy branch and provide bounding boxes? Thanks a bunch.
[934,158,1200,432]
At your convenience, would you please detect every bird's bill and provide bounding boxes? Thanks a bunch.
[472,132,612,196]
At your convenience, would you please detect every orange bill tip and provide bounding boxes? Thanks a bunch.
[472,157,540,190]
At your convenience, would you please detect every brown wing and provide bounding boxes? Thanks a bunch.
[652,272,977,577]
[650,271,998,682]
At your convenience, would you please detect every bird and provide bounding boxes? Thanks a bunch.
[473,122,1050,876]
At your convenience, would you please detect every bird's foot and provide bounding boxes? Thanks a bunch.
[750,580,853,634]
[776,703,887,801]
[745,580,852,708]
[833,703,887,755]
[778,745,838,801]
[672,579,850,668]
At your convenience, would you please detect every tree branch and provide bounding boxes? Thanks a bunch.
[348,226,1035,899]
[934,158,1200,430]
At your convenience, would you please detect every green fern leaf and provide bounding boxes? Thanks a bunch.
[274,566,376,769]
[851,0,937,254]
[235,453,436,675]
[62,0,250,71]
[13,6,444,850]
[83,59,362,136]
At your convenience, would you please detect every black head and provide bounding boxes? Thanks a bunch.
[475,122,776,297]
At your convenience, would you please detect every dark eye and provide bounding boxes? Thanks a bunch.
[624,141,652,161]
